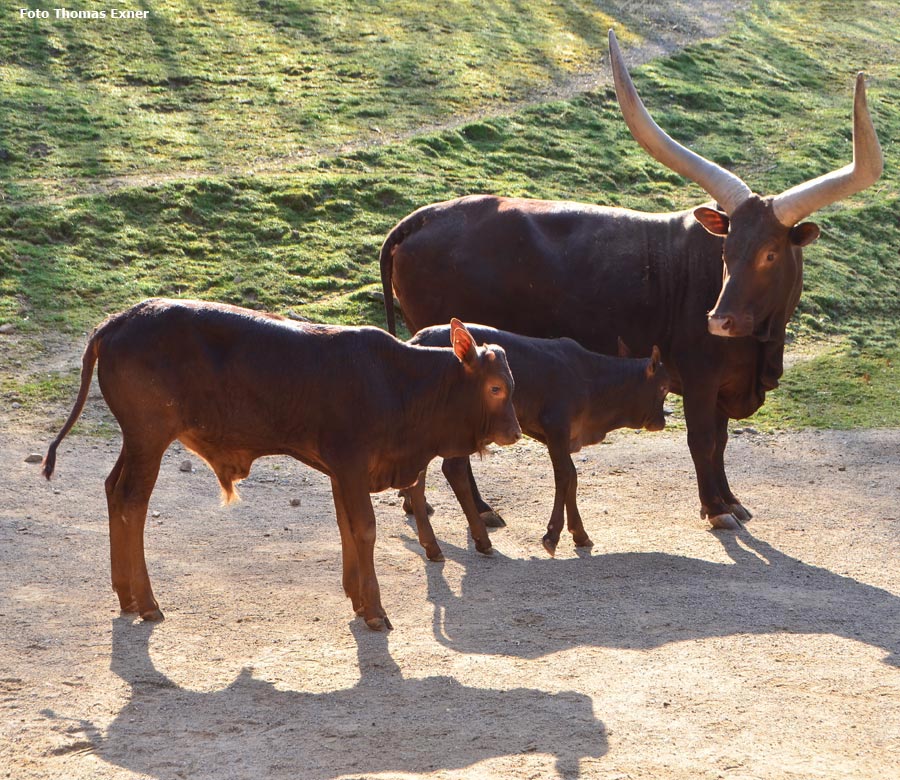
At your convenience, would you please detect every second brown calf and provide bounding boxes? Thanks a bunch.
[404,324,669,558]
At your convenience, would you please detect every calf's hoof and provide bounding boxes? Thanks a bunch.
[574,534,594,549]
[481,510,506,528]
[475,542,494,556]
[140,608,165,622]
[365,615,393,631]
[542,535,558,557]
[400,493,434,516]
[425,548,446,563]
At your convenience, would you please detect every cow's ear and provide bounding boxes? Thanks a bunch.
[617,337,632,358]
[646,345,662,378]
[450,318,478,367]
[790,221,820,247]
[694,207,730,236]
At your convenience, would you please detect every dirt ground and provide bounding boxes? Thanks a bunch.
[1,412,898,779]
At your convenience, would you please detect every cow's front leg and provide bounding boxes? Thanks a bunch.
[333,477,391,631]
[714,411,751,523]
[683,385,743,530]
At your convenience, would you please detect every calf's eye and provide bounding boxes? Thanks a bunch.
[490,385,503,396]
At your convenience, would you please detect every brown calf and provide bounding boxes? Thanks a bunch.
[403,324,669,558]
[43,299,520,630]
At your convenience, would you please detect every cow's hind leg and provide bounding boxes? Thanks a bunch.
[106,439,167,620]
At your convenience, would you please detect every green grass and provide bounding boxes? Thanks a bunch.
[755,348,900,429]
[0,0,616,185]
[1,0,899,430]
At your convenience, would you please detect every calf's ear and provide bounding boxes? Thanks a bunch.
[617,337,632,358]
[450,318,478,367]
[646,345,662,378]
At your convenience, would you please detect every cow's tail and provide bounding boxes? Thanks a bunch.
[379,207,430,336]
[42,320,109,480]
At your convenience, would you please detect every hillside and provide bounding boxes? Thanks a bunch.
[0,0,898,428]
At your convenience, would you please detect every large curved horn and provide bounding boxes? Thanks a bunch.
[608,29,752,215]
[772,73,883,227]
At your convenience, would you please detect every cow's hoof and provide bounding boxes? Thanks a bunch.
[140,608,165,622]
[481,510,506,528]
[574,535,594,549]
[708,512,744,530]
[542,536,558,557]
[729,503,752,523]
[426,550,446,562]
[475,544,494,556]
[365,615,393,631]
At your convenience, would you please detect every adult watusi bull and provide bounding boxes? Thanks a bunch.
[380,31,882,529]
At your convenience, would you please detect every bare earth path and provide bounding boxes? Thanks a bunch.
[1,426,898,779]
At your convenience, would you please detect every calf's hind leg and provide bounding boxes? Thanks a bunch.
[105,439,167,620]
[405,471,445,562]
[332,478,363,614]
[332,477,392,631]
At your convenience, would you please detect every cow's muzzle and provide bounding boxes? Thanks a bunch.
[707,312,753,338]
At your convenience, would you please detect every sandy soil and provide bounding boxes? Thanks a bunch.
[1,420,898,780]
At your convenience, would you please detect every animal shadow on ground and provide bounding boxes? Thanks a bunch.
[71,619,607,779]
[414,531,900,666]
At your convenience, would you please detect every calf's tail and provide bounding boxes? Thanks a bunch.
[42,329,103,479]
[379,207,430,336]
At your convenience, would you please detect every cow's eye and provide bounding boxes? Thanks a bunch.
[490,385,503,396]
[765,251,777,263]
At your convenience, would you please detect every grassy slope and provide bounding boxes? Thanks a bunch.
[0,0,898,429]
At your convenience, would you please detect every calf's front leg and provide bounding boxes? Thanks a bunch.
[542,429,591,555]
[441,457,493,555]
